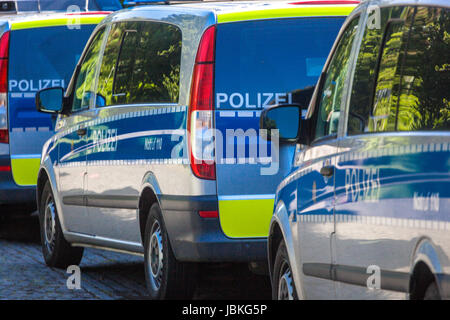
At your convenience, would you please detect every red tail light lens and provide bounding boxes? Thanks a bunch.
[0,31,9,144]
[199,210,218,218]
[0,129,8,143]
[188,26,216,180]
[0,165,10,171]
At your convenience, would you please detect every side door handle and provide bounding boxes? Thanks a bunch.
[320,165,334,178]
[77,128,87,136]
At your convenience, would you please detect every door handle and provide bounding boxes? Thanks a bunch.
[320,166,334,178]
[77,128,87,136]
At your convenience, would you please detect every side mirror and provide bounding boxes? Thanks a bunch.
[36,87,64,114]
[260,104,306,143]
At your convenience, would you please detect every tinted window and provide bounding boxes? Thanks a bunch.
[111,21,181,105]
[349,6,450,134]
[8,24,96,129]
[315,17,360,140]
[395,7,449,131]
[96,23,123,107]
[215,18,345,110]
[370,20,409,132]
[347,6,409,135]
[72,27,106,112]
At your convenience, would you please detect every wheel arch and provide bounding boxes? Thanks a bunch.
[268,219,284,282]
[268,200,303,298]
[409,238,445,299]
[138,172,162,245]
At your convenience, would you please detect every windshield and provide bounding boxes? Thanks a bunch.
[215,17,345,110]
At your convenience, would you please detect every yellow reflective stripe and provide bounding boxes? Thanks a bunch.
[11,16,105,30]
[11,158,40,186]
[219,198,274,238]
[217,6,355,23]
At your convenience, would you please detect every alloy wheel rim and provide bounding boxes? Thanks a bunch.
[278,262,294,300]
[148,221,164,291]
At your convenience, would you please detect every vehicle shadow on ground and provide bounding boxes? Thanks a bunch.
[0,212,41,243]
[0,213,272,300]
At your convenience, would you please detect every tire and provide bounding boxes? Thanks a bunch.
[39,181,83,268]
[424,281,441,300]
[272,241,297,300]
[144,202,197,300]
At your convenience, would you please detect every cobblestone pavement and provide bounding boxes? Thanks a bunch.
[0,212,271,300]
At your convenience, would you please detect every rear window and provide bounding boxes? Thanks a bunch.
[215,17,345,110]
[8,24,96,129]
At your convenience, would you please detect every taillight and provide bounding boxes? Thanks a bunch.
[0,31,9,144]
[199,210,219,218]
[188,26,216,180]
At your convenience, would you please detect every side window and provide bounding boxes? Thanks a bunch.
[110,21,182,106]
[347,6,409,134]
[394,7,449,131]
[96,23,124,107]
[315,17,360,140]
[113,28,139,104]
[349,6,449,133]
[370,20,409,132]
[71,27,106,112]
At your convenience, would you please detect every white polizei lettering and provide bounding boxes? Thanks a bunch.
[262,93,273,108]
[18,80,29,91]
[215,92,292,109]
[30,80,38,91]
[42,79,51,90]
[9,80,17,90]
[275,93,286,105]
[216,93,227,108]
[229,93,244,109]
[245,93,256,108]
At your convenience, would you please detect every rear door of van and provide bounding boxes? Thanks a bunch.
[8,20,99,187]
[214,16,346,238]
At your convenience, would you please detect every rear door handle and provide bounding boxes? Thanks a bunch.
[320,166,334,178]
[77,128,87,136]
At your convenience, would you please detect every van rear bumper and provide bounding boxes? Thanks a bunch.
[159,195,267,263]
[0,155,36,209]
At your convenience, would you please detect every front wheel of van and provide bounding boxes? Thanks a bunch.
[39,181,84,268]
[144,203,197,300]
[273,241,297,300]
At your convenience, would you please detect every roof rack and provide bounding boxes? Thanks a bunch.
[0,0,122,14]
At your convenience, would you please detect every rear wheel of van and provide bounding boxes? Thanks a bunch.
[144,203,197,300]
[273,241,297,300]
[39,181,84,268]
[424,281,441,300]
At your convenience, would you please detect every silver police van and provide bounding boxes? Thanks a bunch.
[0,0,120,215]
[35,0,357,299]
[262,0,450,300]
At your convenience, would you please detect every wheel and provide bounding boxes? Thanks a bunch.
[272,241,297,300]
[144,202,197,299]
[39,181,83,268]
[424,281,441,300]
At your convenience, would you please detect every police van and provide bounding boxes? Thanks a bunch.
[0,0,121,214]
[35,0,357,299]
[262,0,450,300]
